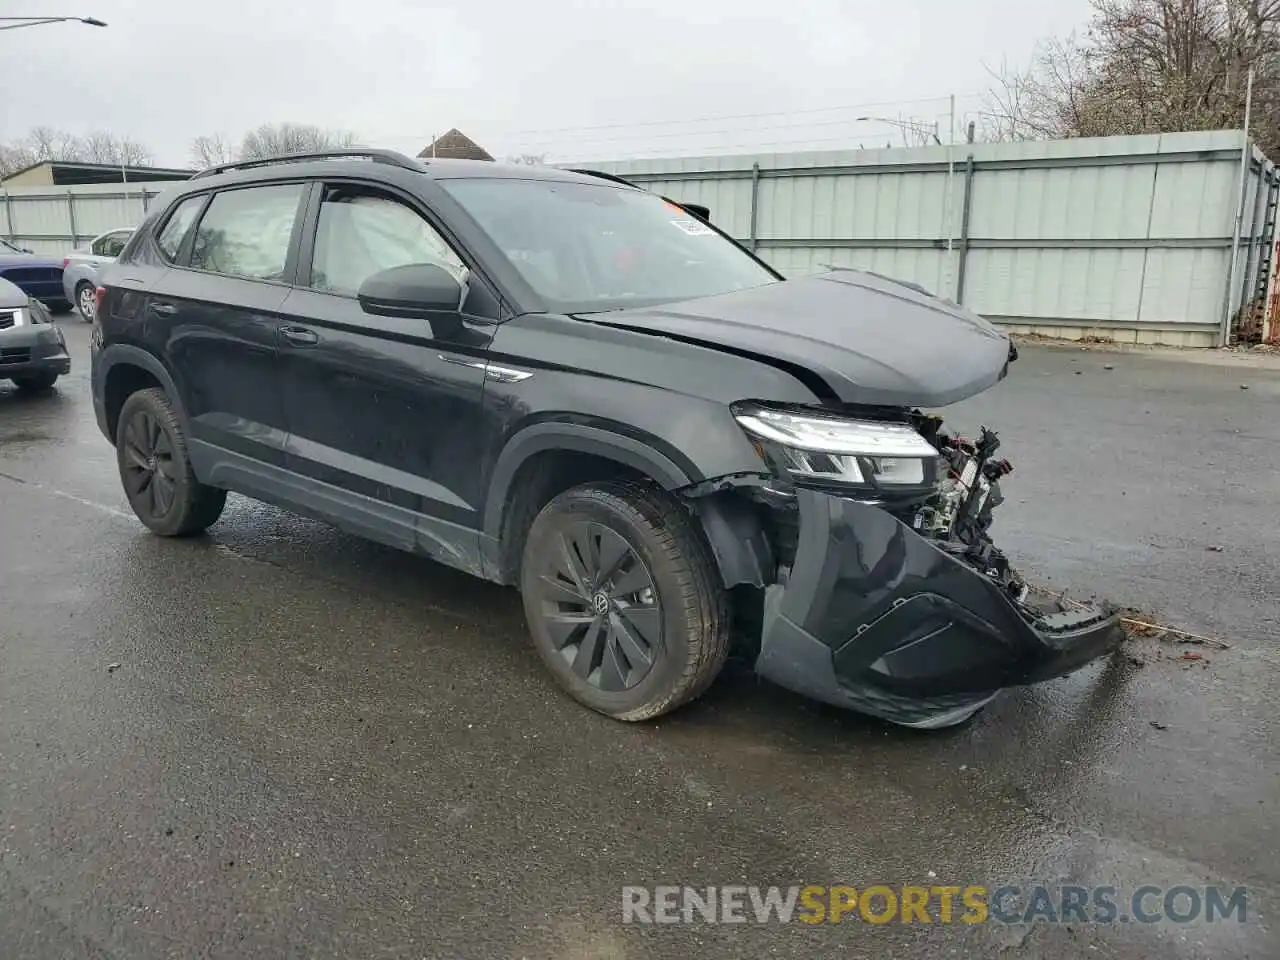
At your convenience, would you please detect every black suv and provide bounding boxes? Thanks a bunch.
[91,149,1121,728]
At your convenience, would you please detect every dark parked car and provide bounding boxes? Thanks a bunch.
[0,276,71,392]
[90,149,1122,728]
[0,238,70,312]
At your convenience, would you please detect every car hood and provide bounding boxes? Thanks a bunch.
[0,276,29,308]
[0,254,63,269]
[581,267,1013,408]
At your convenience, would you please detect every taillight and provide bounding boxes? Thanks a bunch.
[62,257,70,268]
[95,286,107,315]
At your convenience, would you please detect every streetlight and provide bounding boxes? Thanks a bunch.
[855,115,942,146]
[0,16,107,31]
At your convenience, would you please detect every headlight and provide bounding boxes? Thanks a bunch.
[734,404,939,489]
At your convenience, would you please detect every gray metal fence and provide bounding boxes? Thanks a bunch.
[5,132,1273,346]
[572,130,1276,347]
[1,181,173,254]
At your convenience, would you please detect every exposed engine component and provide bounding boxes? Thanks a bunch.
[911,420,1028,607]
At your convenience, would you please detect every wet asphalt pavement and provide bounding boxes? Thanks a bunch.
[1,318,1277,959]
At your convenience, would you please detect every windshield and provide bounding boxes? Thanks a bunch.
[438,177,778,313]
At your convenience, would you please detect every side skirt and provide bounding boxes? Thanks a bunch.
[188,440,492,581]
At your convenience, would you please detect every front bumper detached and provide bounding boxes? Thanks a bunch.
[755,490,1124,727]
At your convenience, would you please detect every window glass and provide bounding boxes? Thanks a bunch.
[95,231,129,258]
[437,177,776,313]
[309,185,465,297]
[155,196,205,262]
[189,183,304,281]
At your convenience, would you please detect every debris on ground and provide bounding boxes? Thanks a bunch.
[106,662,121,673]
[1026,582,1230,650]
[1150,721,1169,730]
[1206,544,1225,552]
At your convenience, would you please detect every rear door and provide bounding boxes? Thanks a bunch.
[148,181,309,468]
[273,179,501,549]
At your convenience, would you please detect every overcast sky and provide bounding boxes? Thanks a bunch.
[7,0,1091,166]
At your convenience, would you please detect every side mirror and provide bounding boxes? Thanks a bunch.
[357,263,464,321]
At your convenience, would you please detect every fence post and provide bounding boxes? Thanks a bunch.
[2,188,13,242]
[955,154,976,305]
[66,190,79,247]
[748,162,761,251]
[1222,67,1254,346]
[1239,160,1268,318]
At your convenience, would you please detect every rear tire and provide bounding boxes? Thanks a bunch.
[519,479,730,721]
[116,387,226,537]
[11,371,59,393]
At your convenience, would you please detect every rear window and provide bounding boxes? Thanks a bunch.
[155,196,205,262]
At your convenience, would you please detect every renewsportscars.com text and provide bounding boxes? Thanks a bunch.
[621,884,1249,925]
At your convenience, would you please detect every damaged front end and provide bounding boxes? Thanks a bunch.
[725,403,1123,728]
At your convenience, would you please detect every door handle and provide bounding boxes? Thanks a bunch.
[149,302,177,316]
[280,325,319,346]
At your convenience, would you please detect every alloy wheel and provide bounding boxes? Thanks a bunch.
[78,285,95,322]
[533,521,662,691]
[121,410,176,519]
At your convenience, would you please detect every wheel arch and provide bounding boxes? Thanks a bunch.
[98,345,186,443]
[483,421,775,591]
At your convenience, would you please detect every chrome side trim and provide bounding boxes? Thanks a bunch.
[439,355,533,383]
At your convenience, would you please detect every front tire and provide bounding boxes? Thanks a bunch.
[11,370,59,393]
[519,480,730,721]
[116,388,227,537]
[75,281,96,322]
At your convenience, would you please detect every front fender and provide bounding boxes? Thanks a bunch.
[481,421,695,541]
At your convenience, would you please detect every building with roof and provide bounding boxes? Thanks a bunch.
[416,129,493,162]
[0,160,196,188]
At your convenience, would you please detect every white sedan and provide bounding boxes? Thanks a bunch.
[61,227,134,322]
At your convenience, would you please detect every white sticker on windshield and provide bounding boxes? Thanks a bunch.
[671,218,714,236]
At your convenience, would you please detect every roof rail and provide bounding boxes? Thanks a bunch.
[568,168,643,189]
[190,148,425,180]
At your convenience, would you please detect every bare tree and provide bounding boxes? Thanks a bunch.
[505,153,548,165]
[190,133,237,168]
[82,131,153,166]
[0,144,27,178]
[22,126,85,162]
[0,127,154,177]
[983,0,1280,155]
[237,122,359,161]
